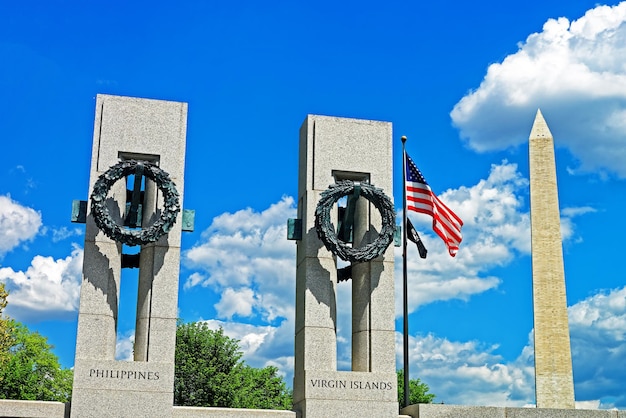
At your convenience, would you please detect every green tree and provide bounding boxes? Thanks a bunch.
[0,284,73,402]
[0,320,73,402]
[397,369,436,406]
[174,322,291,410]
[0,283,7,314]
[0,283,11,367]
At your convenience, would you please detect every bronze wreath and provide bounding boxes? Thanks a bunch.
[314,180,395,262]
[90,160,180,246]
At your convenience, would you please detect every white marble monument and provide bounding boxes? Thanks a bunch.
[528,109,575,409]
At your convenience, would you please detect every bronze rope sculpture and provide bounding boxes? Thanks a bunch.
[314,180,395,263]
[90,160,180,246]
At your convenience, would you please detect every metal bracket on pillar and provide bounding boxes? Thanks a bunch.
[287,218,302,240]
[337,265,352,282]
[71,201,194,233]
[71,200,88,223]
[121,253,141,269]
[182,209,195,232]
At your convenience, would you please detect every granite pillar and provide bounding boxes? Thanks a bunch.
[293,115,398,417]
[71,94,187,418]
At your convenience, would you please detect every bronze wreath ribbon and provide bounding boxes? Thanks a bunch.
[90,160,180,246]
[314,180,395,263]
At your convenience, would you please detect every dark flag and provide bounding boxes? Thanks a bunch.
[406,217,427,259]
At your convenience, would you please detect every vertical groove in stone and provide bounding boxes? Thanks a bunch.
[528,109,575,409]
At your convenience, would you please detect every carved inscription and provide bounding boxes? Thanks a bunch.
[309,379,393,390]
[89,369,160,380]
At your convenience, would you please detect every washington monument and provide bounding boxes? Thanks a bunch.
[528,109,575,409]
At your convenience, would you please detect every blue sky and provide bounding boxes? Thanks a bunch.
[1,0,626,410]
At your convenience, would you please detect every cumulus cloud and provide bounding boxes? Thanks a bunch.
[401,286,626,408]
[116,331,135,361]
[184,196,297,323]
[201,319,280,359]
[451,2,626,177]
[214,287,258,319]
[560,206,597,244]
[0,245,83,321]
[398,160,595,315]
[569,286,626,409]
[183,197,298,380]
[398,331,535,406]
[184,195,359,381]
[182,162,597,393]
[397,161,529,314]
[49,226,83,243]
[200,318,295,381]
[0,194,42,256]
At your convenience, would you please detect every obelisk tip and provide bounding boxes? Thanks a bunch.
[530,108,552,140]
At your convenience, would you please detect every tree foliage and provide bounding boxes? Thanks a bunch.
[0,283,7,314]
[0,284,72,402]
[174,322,291,410]
[0,283,10,367]
[397,369,436,406]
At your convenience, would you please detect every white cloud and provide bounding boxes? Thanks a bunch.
[200,318,295,382]
[183,196,297,324]
[432,160,531,257]
[575,400,602,410]
[398,332,535,406]
[183,197,298,381]
[560,206,597,244]
[399,286,626,408]
[397,161,529,314]
[182,163,597,392]
[116,331,135,361]
[215,287,258,319]
[569,286,626,408]
[50,226,83,243]
[450,2,626,177]
[397,160,595,315]
[0,194,42,256]
[0,245,83,321]
[201,319,278,358]
[561,206,597,218]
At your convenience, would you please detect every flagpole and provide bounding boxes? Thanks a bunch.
[401,135,410,408]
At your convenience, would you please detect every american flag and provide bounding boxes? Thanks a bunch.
[405,153,463,256]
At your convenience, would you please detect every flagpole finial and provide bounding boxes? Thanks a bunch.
[401,136,407,144]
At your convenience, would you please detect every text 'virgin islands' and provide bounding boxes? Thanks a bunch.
[309,379,393,390]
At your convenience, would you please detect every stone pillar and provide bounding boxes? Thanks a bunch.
[528,109,575,409]
[71,94,187,418]
[352,198,371,372]
[293,115,398,417]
